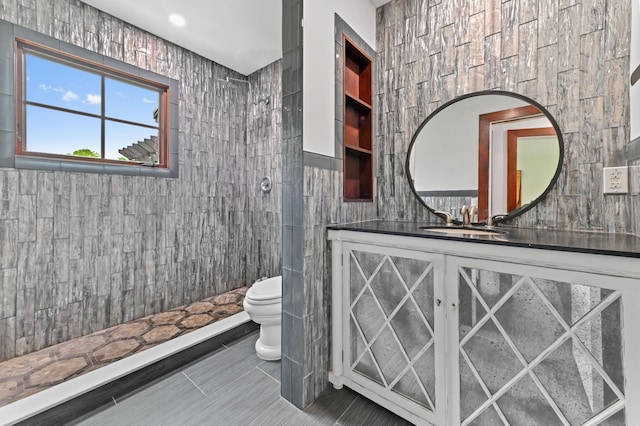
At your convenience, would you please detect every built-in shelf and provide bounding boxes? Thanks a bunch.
[343,37,373,202]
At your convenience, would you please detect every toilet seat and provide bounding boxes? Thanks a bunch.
[246,276,282,304]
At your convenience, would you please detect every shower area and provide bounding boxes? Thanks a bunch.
[0,2,282,415]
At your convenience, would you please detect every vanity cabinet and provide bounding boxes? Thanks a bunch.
[328,230,640,426]
[330,242,447,424]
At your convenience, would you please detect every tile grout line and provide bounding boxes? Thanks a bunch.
[334,394,360,425]
[182,372,208,397]
[246,398,291,426]
[256,365,281,385]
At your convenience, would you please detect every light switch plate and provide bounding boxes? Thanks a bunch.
[603,166,629,194]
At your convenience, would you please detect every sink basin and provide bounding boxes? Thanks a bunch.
[420,226,502,236]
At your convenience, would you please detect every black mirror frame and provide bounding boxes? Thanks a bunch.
[405,90,565,226]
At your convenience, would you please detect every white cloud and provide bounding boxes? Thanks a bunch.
[86,94,101,104]
[39,84,65,93]
[62,91,79,102]
[142,97,155,104]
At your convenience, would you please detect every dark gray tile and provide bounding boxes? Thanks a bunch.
[303,152,340,171]
[0,93,14,132]
[287,357,304,409]
[289,269,304,318]
[14,25,60,49]
[291,225,304,272]
[283,224,293,268]
[248,387,361,426]
[281,312,304,363]
[102,164,141,176]
[14,156,61,171]
[178,368,281,425]
[337,395,413,426]
[183,335,262,395]
[0,21,13,59]
[77,372,206,426]
[300,386,360,425]
[283,182,294,225]
[258,359,281,383]
[0,130,15,168]
[248,397,304,426]
[59,40,104,64]
[103,57,142,77]
[0,57,13,96]
[224,329,259,354]
[281,354,293,401]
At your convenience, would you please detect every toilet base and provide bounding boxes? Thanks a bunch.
[255,323,281,361]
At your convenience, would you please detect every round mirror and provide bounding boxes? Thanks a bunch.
[406,91,564,224]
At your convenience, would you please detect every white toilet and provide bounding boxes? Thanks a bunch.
[243,276,282,361]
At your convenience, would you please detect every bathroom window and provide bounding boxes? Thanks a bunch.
[13,37,175,174]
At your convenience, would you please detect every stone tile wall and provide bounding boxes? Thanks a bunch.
[283,0,635,410]
[281,13,381,409]
[0,1,282,362]
[246,61,283,281]
[281,0,305,408]
[375,0,633,233]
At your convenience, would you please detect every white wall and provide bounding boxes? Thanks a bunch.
[517,136,559,205]
[302,0,377,156]
[410,96,528,191]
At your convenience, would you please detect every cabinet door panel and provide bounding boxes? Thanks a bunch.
[344,244,444,421]
[453,260,626,426]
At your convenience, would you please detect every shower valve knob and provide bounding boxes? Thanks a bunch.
[260,176,272,193]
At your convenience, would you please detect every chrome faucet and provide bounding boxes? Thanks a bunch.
[460,205,477,226]
[434,210,454,226]
[486,213,507,228]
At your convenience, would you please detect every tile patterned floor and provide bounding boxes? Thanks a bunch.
[76,331,412,426]
[0,287,248,408]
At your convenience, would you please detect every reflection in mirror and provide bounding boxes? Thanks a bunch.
[458,267,624,424]
[407,91,563,224]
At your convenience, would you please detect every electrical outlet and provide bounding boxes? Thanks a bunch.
[603,166,629,194]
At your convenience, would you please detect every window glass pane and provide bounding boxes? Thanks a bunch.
[26,105,101,157]
[106,120,159,162]
[25,53,101,115]
[105,78,160,127]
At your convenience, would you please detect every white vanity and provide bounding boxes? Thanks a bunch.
[328,222,640,426]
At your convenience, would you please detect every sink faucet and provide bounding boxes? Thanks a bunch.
[460,205,477,226]
[434,210,454,226]
[486,213,507,228]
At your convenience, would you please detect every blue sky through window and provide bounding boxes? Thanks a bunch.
[25,53,160,160]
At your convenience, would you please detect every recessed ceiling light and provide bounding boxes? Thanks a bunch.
[169,13,186,27]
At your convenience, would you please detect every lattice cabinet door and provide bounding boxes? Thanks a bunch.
[339,243,446,425]
[448,256,639,426]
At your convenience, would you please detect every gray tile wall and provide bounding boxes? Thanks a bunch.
[374,0,633,233]
[284,0,635,410]
[246,61,283,281]
[0,1,282,361]
[281,13,381,409]
[281,0,305,409]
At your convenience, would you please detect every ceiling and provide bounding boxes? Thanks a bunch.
[82,0,390,76]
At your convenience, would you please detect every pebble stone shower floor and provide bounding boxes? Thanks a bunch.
[0,286,248,408]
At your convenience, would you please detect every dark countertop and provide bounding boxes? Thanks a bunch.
[327,220,640,259]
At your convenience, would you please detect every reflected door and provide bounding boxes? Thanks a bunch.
[477,105,541,221]
[506,128,558,212]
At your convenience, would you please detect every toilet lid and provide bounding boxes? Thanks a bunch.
[246,276,282,302]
